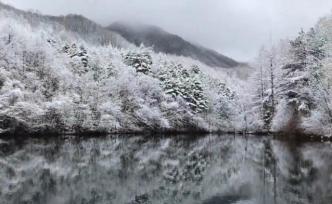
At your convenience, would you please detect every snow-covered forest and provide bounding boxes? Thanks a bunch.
[0,2,332,137]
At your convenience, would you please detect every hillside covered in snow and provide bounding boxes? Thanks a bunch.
[0,2,332,137]
[0,2,243,136]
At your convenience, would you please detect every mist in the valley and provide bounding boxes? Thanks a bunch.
[2,0,332,61]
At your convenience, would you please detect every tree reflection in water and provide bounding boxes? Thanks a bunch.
[0,134,331,204]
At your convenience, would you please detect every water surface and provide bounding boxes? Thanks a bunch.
[0,134,332,204]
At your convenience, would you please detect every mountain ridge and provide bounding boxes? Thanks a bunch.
[0,2,128,48]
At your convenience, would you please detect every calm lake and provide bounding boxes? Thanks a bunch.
[0,134,331,204]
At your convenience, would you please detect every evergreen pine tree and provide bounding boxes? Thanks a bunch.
[123,51,152,74]
[62,43,89,74]
[189,66,208,113]
[159,63,181,97]
[159,63,208,113]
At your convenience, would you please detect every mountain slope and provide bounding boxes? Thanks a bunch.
[108,22,239,68]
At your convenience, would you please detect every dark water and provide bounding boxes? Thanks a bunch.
[0,134,332,204]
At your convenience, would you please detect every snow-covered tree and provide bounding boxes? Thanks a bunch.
[158,63,208,113]
[62,43,89,74]
[251,44,285,131]
[276,27,328,132]
[123,50,152,74]
[254,47,276,130]
[188,66,208,113]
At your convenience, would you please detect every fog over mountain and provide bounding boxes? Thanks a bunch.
[0,1,240,68]
[2,0,332,61]
[108,22,239,68]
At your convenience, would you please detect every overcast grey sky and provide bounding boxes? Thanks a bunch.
[2,0,332,61]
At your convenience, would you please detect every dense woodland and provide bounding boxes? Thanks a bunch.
[0,3,332,137]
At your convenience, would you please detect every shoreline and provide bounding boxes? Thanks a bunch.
[1,126,331,143]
